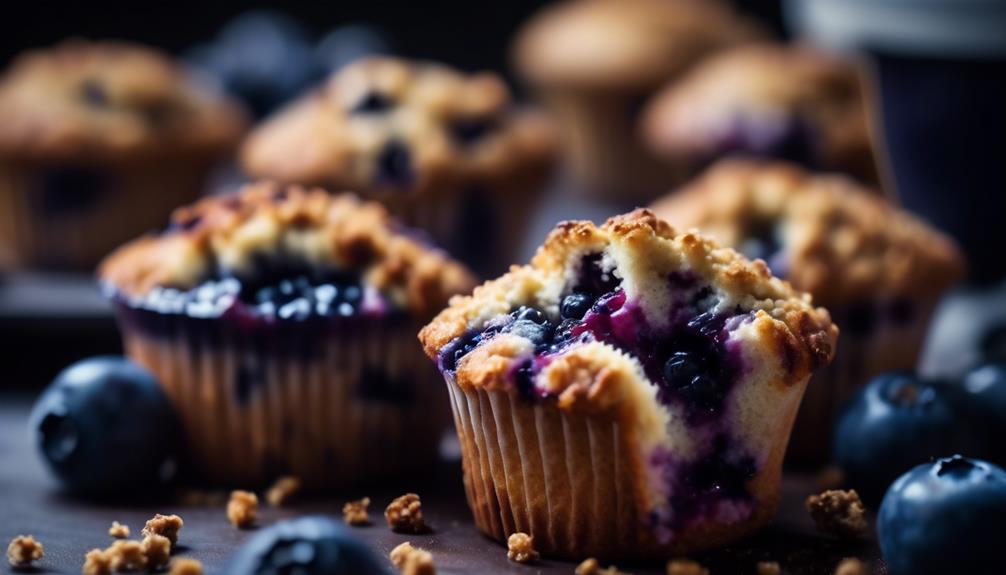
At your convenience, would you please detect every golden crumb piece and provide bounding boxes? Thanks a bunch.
[227,490,259,529]
[385,493,428,533]
[106,540,148,572]
[806,490,868,538]
[266,476,302,507]
[141,513,184,546]
[169,558,204,575]
[575,558,630,575]
[835,558,869,575]
[141,534,172,568]
[506,532,539,563]
[389,542,436,575]
[757,561,781,575]
[343,497,371,526]
[667,558,709,575]
[109,522,130,539]
[83,549,112,575]
[7,535,43,567]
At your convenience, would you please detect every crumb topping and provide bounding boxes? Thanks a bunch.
[385,493,428,533]
[265,476,301,507]
[141,513,183,546]
[343,497,372,526]
[834,558,868,575]
[105,540,147,572]
[575,558,631,575]
[506,532,540,563]
[666,558,709,575]
[83,548,112,575]
[109,522,130,539]
[389,542,436,575]
[169,558,204,575]
[227,490,258,529]
[140,534,171,569]
[806,489,868,539]
[757,561,781,575]
[6,535,43,567]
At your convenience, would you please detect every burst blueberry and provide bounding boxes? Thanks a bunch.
[560,292,593,320]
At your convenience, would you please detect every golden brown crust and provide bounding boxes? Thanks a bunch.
[240,56,556,195]
[651,159,965,308]
[98,181,476,319]
[0,40,247,162]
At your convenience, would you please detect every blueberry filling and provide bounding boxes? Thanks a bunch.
[350,91,392,114]
[738,220,787,277]
[374,140,413,188]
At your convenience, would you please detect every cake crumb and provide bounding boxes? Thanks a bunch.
[7,535,43,567]
[343,497,371,526]
[106,540,148,572]
[757,561,781,575]
[575,558,630,575]
[83,548,112,575]
[109,521,130,539]
[506,532,539,563]
[385,493,428,533]
[227,490,259,529]
[806,489,868,538]
[835,557,868,575]
[266,476,302,507]
[389,542,436,575]
[141,513,184,546]
[141,534,172,568]
[667,558,709,575]
[169,558,204,575]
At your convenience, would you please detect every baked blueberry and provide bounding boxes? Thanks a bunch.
[222,516,389,575]
[29,357,179,496]
[833,372,976,504]
[878,455,1006,575]
[560,292,593,320]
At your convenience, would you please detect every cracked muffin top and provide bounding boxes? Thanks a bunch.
[240,56,556,196]
[0,40,248,162]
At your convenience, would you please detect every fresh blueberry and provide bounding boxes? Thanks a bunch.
[374,141,413,188]
[222,516,390,575]
[315,23,393,74]
[560,292,594,320]
[29,357,179,496]
[833,372,978,504]
[878,455,1006,575]
[956,363,1006,465]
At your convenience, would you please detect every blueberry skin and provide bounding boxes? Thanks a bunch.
[878,455,1006,575]
[958,363,1006,465]
[833,372,977,504]
[222,516,390,575]
[29,357,179,496]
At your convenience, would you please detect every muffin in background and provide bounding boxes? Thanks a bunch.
[419,210,836,559]
[512,0,761,200]
[651,159,964,464]
[241,56,556,277]
[642,43,879,184]
[0,40,247,270]
[99,182,476,488]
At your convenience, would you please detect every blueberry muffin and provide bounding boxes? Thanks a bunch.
[0,40,247,269]
[651,159,964,463]
[642,43,878,184]
[512,0,761,200]
[240,56,556,277]
[418,210,837,559]
[99,182,475,488]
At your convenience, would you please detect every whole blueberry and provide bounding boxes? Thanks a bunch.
[560,292,593,320]
[222,516,389,575]
[878,455,1006,575]
[29,357,179,496]
[957,363,1006,465]
[833,372,977,504]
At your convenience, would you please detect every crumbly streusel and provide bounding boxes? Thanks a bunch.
[575,558,630,575]
[83,548,113,575]
[141,513,183,546]
[109,521,130,539]
[141,534,171,568]
[6,535,43,567]
[265,476,302,507]
[343,497,371,526]
[227,490,258,529]
[169,558,204,575]
[834,557,868,575]
[506,532,540,563]
[666,558,709,575]
[385,493,428,533]
[806,489,868,539]
[389,542,436,575]
[105,540,148,572]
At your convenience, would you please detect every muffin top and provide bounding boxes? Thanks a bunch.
[641,43,876,181]
[240,56,556,196]
[0,40,248,162]
[650,159,964,309]
[513,0,761,90]
[99,181,476,320]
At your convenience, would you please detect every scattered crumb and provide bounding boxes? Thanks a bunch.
[266,476,302,507]
[83,548,112,575]
[806,489,868,538]
[835,558,869,575]
[343,497,371,526]
[389,542,436,575]
[227,490,259,529]
[141,534,172,568]
[141,514,184,546]
[506,532,539,563]
[109,521,131,539]
[385,493,428,533]
[817,466,845,491]
[575,558,630,575]
[106,540,148,572]
[667,558,709,575]
[757,561,781,575]
[7,535,44,567]
[169,558,204,575]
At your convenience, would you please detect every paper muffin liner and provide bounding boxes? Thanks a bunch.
[116,308,447,489]
[0,158,212,270]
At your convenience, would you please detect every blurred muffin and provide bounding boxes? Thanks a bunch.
[419,210,836,559]
[0,40,247,270]
[241,56,556,277]
[99,182,475,488]
[642,43,878,184]
[513,0,761,200]
[651,160,964,463]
